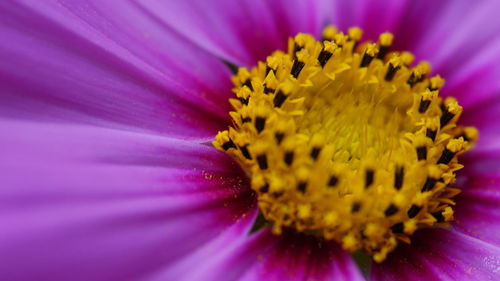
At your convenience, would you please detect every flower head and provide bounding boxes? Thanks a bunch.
[214,27,477,262]
[1,1,499,280]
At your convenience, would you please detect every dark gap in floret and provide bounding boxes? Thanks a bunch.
[384,204,399,217]
[318,49,333,67]
[440,108,455,128]
[360,53,374,67]
[255,117,266,133]
[297,182,307,193]
[391,222,404,233]
[222,139,237,150]
[385,64,400,81]
[243,79,253,91]
[421,177,438,192]
[328,175,338,187]
[394,166,404,190]
[284,151,294,166]
[416,146,427,161]
[437,148,456,165]
[241,116,251,123]
[274,132,285,144]
[291,60,305,78]
[418,98,431,113]
[310,147,321,160]
[257,154,268,169]
[377,46,389,60]
[263,86,275,95]
[239,145,252,160]
[239,97,249,105]
[265,65,275,76]
[352,202,362,213]
[426,129,437,141]
[432,211,445,223]
[259,184,269,193]
[365,169,375,188]
[273,90,288,107]
[407,205,422,218]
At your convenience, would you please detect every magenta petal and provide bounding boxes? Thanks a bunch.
[331,0,410,41]
[441,36,500,107]
[461,96,500,137]
[158,229,364,281]
[453,136,500,247]
[0,120,255,281]
[454,174,500,247]
[463,135,500,176]
[239,231,364,281]
[457,57,500,135]
[412,1,500,75]
[142,0,327,66]
[0,1,233,139]
[436,27,500,133]
[371,229,500,281]
[401,1,500,117]
[147,211,262,281]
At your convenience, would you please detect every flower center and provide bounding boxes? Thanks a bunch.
[213,26,477,262]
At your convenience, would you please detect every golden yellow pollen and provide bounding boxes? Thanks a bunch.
[213,26,477,262]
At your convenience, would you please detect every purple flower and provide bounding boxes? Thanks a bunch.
[1,0,499,280]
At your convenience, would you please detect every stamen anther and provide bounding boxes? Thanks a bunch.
[377,32,393,59]
[384,204,399,216]
[273,90,288,107]
[365,169,375,188]
[407,205,422,218]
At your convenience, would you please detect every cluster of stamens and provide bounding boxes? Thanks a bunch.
[213,26,477,262]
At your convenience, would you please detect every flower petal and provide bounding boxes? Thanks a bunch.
[440,35,500,106]
[330,0,410,41]
[411,1,500,76]
[0,0,234,140]
[391,1,500,113]
[371,229,500,281]
[453,135,500,247]
[454,175,500,247]
[237,231,365,281]
[0,119,255,281]
[460,95,500,137]
[141,0,328,66]
[455,45,500,136]
[149,230,364,281]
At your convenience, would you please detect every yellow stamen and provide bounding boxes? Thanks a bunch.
[213,26,477,262]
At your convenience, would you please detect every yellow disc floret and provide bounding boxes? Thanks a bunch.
[213,26,477,262]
